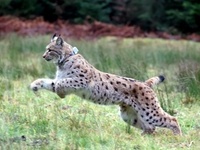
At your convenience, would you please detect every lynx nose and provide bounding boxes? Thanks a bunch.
[42,54,46,58]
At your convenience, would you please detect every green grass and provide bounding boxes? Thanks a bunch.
[0,34,200,149]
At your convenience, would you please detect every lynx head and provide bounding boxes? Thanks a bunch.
[42,34,73,64]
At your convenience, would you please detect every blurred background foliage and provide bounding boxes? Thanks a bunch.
[0,0,199,34]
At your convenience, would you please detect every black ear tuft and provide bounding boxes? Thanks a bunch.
[52,33,57,38]
[56,36,63,46]
[51,33,57,42]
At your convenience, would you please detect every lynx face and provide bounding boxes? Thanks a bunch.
[42,34,73,64]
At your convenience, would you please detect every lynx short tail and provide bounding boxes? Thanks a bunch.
[145,75,165,88]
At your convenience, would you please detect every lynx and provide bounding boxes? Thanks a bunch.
[30,34,182,135]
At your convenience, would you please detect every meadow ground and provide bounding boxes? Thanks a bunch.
[0,34,200,149]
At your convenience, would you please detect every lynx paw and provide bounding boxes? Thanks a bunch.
[30,79,45,91]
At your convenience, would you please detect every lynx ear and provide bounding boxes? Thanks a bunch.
[51,33,57,42]
[56,36,63,46]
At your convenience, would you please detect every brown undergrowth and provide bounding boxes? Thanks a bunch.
[0,15,200,42]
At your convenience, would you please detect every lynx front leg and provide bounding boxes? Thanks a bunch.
[55,78,86,98]
[30,78,55,92]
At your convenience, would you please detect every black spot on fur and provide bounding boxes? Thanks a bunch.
[122,77,128,81]
[114,87,118,92]
[129,79,135,82]
[116,81,121,84]
[124,92,129,95]
[132,89,136,93]
[122,83,127,87]
[79,74,84,77]
[133,119,137,125]
[106,74,110,79]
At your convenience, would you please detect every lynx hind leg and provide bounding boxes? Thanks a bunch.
[154,112,182,135]
[131,113,156,135]
[136,101,182,135]
[120,105,146,129]
[120,104,156,134]
[119,104,142,129]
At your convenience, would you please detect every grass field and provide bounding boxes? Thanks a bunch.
[0,34,200,149]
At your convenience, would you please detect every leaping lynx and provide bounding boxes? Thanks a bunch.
[30,34,181,135]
